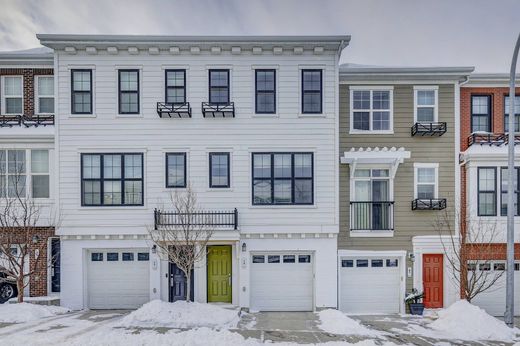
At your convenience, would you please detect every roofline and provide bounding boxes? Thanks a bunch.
[0,50,53,66]
[340,66,474,83]
[465,73,520,86]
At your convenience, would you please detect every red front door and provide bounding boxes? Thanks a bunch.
[423,254,443,308]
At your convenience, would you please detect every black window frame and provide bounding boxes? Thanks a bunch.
[301,69,323,114]
[209,152,230,188]
[137,252,149,261]
[255,69,276,114]
[71,69,93,115]
[165,69,186,104]
[500,166,520,216]
[477,167,497,216]
[208,69,230,105]
[471,95,492,133]
[504,94,520,133]
[91,252,103,261]
[80,153,144,207]
[118,69,140,115]
[107,252,119,261]
[122,252,134,261]
[165,153,187,188]
[252,152,314,206]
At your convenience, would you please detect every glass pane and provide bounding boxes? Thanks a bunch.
[107,253,118,261]
[354,181,370,200]
[73,93,91,113]
[274,180,291,204]
[252,255,265,263]
[256,70,275,91]
[274,154,291,178]
[4,76,22,96]
[210,88,228,104]
[303,92,321,112]
[418,184,435,199]
[354,169,370,178]
[371,259,384,267]
[353,90,370,110]
[124,181,142,205]
[417,167,435,183]
[5,98,22,114]
[302,71,321,91]
[472,96,489,114]
[103,181,122,205]
[83,181,101,205]
[8,175,25,197]
[166,71,184,87]
[73,71,91,91]
[479,193,495,215]
[372,169,389,177]
[294,179,312,204]
[342,259,353,267]
[253,179,272,204]
[417,107,434,122]
[372,91,389,109]
[138,253,149,261]
[39,97,54,113]
[167,88,185,104]
[124,154,142,179]
[479,168,495,191]
[31,150,49,173]
[504,114,520,132]
[417,90,435,106]
[167,154,185,187]
[267,255,280,263]
[294,154,312,178]
[122,253,134,261]
[353,112,369,130]
[120,71,138,91]
[91,253,103,261]
[210,71,228,87]
[8,150,25,174]
[120,93,138,113]
[372,111,390,130]
[299,255,311,263]
[386,259,399,267]
[103,155,121,179]
[210,154,229,187]
[253,154,271,178]
[472,115,490,132]
[256,93,275,113]
[38,77,54,95]
[283,255,295,263]
[32,175,50,198]
[356,259,368,267]
[372,180,389,201]
[83,155,101,179]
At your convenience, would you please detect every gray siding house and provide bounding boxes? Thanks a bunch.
[337,65,473,314]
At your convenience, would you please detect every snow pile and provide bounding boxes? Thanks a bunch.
[0,302,70,323]
[429,300,518,342]
[118,300,240,329]
[317,309,378,336]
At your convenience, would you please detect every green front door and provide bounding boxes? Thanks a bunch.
[207,245,232,303]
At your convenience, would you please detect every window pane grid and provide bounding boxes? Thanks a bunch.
[471,95,491,132]
[255,70,276,114]
[504,96,520,132]
[209,70,229,104]
[119,70,139,114]
[352,89,391,131]
[166,70,186,104]
[71,70,92,114]
[500,167,520,216]
[209,153,230,188]
[302,70,322,114]
[478,167,496,216]
[166,153,186,188]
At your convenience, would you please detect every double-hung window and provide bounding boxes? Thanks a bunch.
[1,76,23,114]
[252,153,313,205]
[36,76,54,114]
[209,153,230,188]
[477,167,496,216]
[301,70,322,114]
[31,150,50,198]
[209,70,229,104]
[166,153,186,188]
[504,95,520,132]
[81,153,143,206]
[471,95,491,132]
[255,69,276,114]
[165,70,186,104]
[71,70,92,114]
[350,87,393,133]
[500,167,519,216]
[118,70,139,114]
[414,164,438,200]
[0,149,49,198]
[414,87,438,123]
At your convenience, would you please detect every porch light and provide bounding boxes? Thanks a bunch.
[151,245,157,254]
[32,235,40,244]
[241,243,246,252]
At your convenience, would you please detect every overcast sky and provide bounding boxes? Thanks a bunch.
[0,0,518,72]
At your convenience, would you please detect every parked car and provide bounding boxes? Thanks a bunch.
[0,269,17,303]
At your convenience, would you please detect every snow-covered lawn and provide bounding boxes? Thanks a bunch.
[0,302,70,323]
[317,309,380,337]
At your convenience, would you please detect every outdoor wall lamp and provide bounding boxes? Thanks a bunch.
[151,245,157,254]
[241,242,246,252]
[32,235,40,244]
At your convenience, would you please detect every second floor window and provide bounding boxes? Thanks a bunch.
[81,153,143,206]
[252,153,313,205]
[351,88,392,132]
[0,149,49,198]
[71,69,92,114]
[478,167,496,216]
[209,70,229,104]
[414,164,438,199]
[504,95,520,132]
[118,70,139,114]
[1,76,23,115]
[165,70,186,104]
[500,167,519,216]
[414,87,437,123]
[255,69,276,114]
[166,153,186,188]
[301,70,322,114]
[209,152,230,188]
[36,76,54,114]
[471,95,491,133]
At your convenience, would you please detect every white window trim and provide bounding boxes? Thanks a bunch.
[35,75,54,115]
[413,86,439,124]
[115,67,143,118]
[298,65,326,117]
[413,163,439,199]
[349,86,394,134]
[1,75,24,115]
[69,67,96,118]
[251,66,279,117]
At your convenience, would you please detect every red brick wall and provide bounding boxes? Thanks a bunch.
[0,68,53,117]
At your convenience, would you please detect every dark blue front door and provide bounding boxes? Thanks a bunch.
[51,238,60,293]
[169,262,194,302]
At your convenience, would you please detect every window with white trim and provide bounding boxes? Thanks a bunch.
[350,87,393,133]
[414,164,438,200]
[1,76,23,115]
[414,87,438,123]
[0,149,50,198]
[36,76,54,114]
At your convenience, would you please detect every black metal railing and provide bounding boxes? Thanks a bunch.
[156,102,192,118]
[0,114,54,128]
[467,132,520,147]
[350,201,394,231]
[411,122,447,136]
[154,208,238,230]
[201,102,235,118]
[411,198,447,211]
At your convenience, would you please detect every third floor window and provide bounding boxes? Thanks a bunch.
[118,70,139,114]
[209,70,230,104]
[301,70,322,114]
[165,70,186,104]
[71,69,92,114]
[471,95,491,133]
[255,69,276,114]
[36,76,54,114]
[350,88,393,133]
[1,76,23,115]
[504,95,520,133]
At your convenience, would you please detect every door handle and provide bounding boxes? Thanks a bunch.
[228,274,231,286]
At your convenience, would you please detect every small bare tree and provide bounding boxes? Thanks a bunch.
[149,184,214,302]
[0,151,58,302]
[435,210,504,302]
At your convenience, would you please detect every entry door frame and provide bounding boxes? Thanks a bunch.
[47,237,61,294]
[168,261,194,302]
[206,245,232,303]
[422,253,444,308]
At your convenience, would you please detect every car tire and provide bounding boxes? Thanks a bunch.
[0,283,17,304]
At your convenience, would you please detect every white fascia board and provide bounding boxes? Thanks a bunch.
[340,147,411,164]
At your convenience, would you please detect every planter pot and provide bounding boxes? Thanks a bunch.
[409,303,425,315]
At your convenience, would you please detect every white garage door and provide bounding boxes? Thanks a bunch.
[340,257,402,314]
[87,249,150,309]
[250,253,313,311]
[471,262,520,316]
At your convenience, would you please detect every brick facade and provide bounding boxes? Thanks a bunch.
[0,68,53,117]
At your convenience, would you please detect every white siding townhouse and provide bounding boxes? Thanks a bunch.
[38,34,350,311]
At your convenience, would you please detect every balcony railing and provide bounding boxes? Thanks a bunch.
[411,198,447,211]
[411,122,447,137]
[0,114,54,128]
[467,132,520,147]
[156,102,192,118]
[154,208,238,230]
[350,201,394,231]
[201,102,235,118]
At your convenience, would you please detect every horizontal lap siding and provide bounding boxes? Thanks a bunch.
[56,51,338,233]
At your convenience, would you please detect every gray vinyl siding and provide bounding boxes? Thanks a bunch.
[339,83,456,290]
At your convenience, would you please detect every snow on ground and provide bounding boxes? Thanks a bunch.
[118,300,240,329]
[0,302,70,323]
[317,309,379,337]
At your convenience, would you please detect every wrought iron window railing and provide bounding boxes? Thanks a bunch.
[350,201,394,231]
[0,114,54,127]
[411,122,447,136]
[201,102,235,118]
[154,208,238,230]
[467,132,520,147]
[411,198,447,210]
[156,102,192,118]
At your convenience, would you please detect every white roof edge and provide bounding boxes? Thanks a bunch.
[340,65,474,76]
[465,73,520,85]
